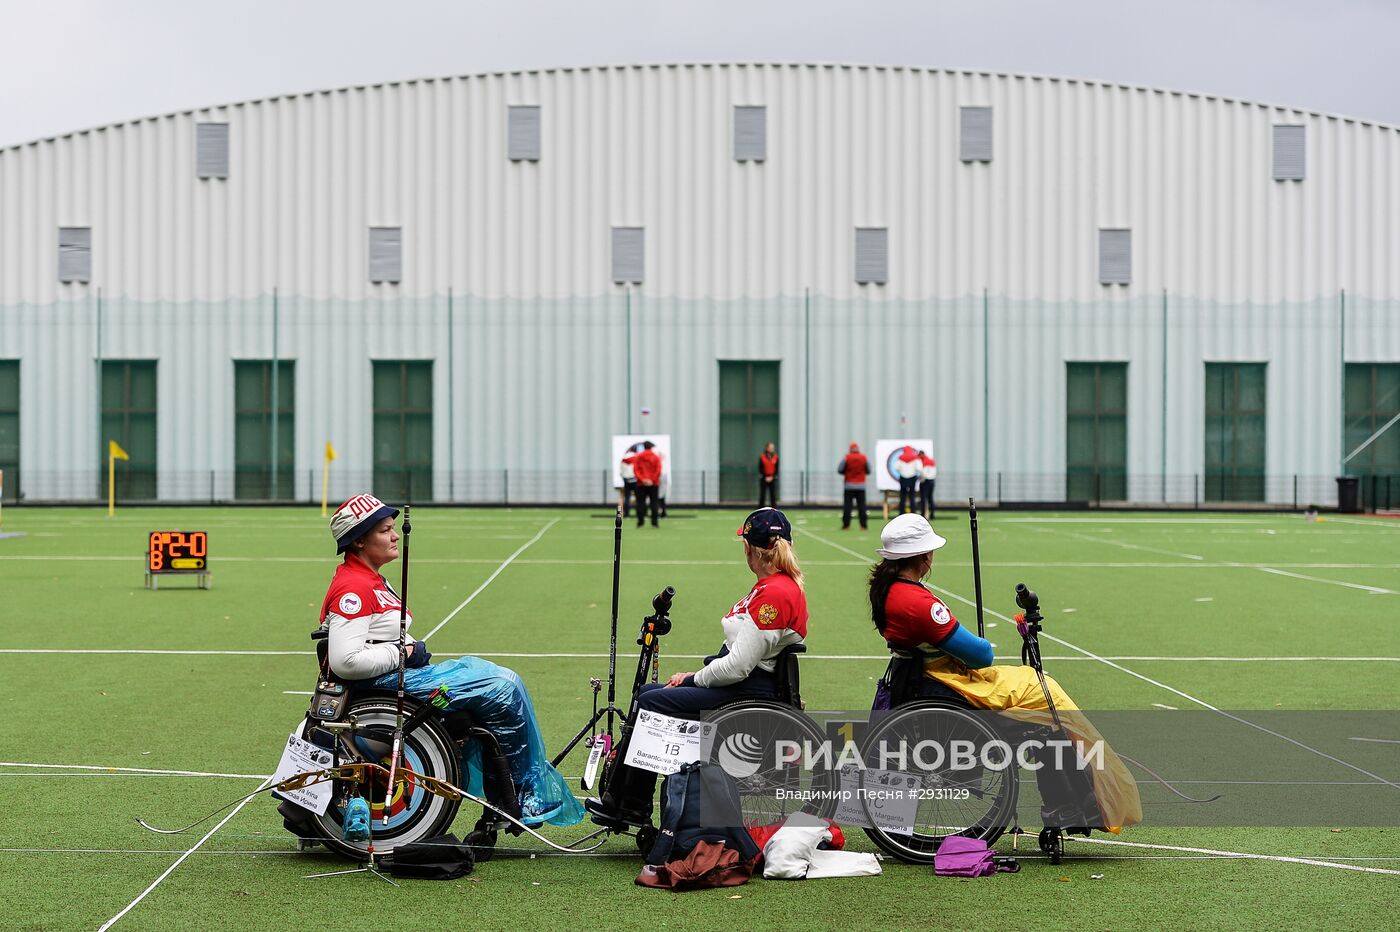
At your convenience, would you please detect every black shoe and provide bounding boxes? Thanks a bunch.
[584,796,652,828]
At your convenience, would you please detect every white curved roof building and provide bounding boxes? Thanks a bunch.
[1,62,1396,506]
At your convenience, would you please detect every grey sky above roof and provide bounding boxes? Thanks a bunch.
[1,0,1395,149]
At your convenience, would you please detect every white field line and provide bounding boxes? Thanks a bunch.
[1350,737,1400,745]
[1002,518,1288,524]
[3,647,1399,663]
[98,776,273,932]
[800,527,1400,793]
[7,554,1400,571]
[1067,836,1400,877]
[1028,525,1205,561]
[1256,566,1398,595]
[0,848,300,855]
[422,518,559,641]
[1328,517,1400,529]
[0,761,266,779]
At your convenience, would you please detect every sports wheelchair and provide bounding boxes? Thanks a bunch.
[858,585,1102,865]
[276,628,519,861]
[586,587,837,852]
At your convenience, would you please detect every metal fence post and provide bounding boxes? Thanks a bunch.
[503,469,509,506]
[1293,474,1298,511]
[701,471,706,506]
[1194,474,1199,509]
[996,472,1002,504]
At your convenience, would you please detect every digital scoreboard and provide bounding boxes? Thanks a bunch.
[145,530,211,589]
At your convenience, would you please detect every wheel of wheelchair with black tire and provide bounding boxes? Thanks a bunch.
[704,700,837,828]
[299,694,464,860]
[858,699,1018,865]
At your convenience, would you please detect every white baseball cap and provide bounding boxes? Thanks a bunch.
[330,493,399,553]
[876,513,946,559]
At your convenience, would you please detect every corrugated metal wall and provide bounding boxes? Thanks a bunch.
[1,63,1397,502]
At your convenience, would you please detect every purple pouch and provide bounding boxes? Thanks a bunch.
[871,679,892,712]
[934,836,996,877]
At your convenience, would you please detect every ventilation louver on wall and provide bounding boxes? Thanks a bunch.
[960,106,993,162]
[1272,124,1305,181]
[1098,229,1132,285]
[369,227,402,284]
[733,106,767,162]
[196,123,229,179]
[854,228,888,284]
[58,227,92,283]
[611,227,645,283]
[507,106,541,161]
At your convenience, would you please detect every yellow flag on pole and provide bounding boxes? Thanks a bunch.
[107,440,128,517]
[321,441,336,516]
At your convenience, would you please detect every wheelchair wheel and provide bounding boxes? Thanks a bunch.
[705,700,837,827]
[301,696,463,860]
[859,700,1018,865]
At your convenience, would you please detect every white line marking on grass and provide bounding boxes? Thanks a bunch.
[1151,703,1178,710]
[98,775,273,931]
[1068,837,1400,876]
[1350,737,1400,745]
[0,848,300,855]
[0,762,267,779]
[1329,517,1400,529]
[1028,525,1205,561]
[1256,566,1398,595]
[0,649,311,656]
[1002,518,1286,525]
[799,527,1400,794]
[423,518,560,642]
[5,648,1400,663]
[282,690,314,695]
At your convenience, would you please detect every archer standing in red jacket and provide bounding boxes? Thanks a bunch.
[839,442,869,530]
[632,440,662,527]
[758,442,780,508]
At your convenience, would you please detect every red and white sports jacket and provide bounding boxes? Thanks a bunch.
[693,573,808,688]
[320,554,412,680]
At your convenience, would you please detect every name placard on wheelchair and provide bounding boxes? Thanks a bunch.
[623,710,716,775]
[833,764,921,833]
[270,731,335,815]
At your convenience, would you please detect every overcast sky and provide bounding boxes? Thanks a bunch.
[2,0,1396,148]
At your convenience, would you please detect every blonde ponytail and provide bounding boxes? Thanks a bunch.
[762,538,805,591]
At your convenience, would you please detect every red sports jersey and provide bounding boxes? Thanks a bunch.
[759,452,780,477]
[727,572,808,638]
[320,554,413,680]
[881,579,958,650]
[692,572,807,688]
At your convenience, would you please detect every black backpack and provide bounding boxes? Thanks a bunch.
[637,762,761,890]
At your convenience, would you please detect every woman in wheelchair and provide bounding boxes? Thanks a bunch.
[869,513,1141,833]
[587,507,809,827]
[321,494,582,827]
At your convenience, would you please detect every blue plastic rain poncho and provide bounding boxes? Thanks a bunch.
[371,656,583,827]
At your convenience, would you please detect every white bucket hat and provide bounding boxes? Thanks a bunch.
[876,513,946,559]
[330,493,399,553]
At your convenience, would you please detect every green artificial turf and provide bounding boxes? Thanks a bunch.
[1,507,1398,930]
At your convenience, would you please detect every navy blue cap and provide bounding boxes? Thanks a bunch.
[737,507,792,548]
